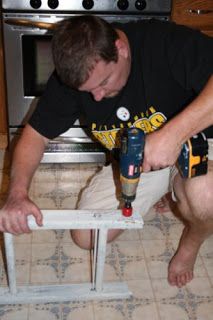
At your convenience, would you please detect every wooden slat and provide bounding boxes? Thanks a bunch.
[27,210,144,230]
[0,283,131,304]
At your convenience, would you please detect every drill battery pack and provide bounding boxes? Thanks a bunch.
[177,132,208,178]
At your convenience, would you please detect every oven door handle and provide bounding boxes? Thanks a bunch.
[4,18,56,30]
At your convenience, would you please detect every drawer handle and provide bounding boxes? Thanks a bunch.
[4,18,55,30]
[188,9,213,15]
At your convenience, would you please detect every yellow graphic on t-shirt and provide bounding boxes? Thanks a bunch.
[92,107,167,150]
[92,126,121,149]
[135,112,167,132]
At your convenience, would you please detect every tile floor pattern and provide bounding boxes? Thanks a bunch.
[0,151,213,319]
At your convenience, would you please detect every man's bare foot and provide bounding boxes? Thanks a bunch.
[154,193,172,213]
[168,226,201,288]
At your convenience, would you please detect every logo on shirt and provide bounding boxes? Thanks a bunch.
[116,107,130,121]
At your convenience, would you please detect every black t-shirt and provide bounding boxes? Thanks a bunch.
[29,19,213,150]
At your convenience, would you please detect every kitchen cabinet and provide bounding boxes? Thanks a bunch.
[171,0,213,37]
[0,12,8,149]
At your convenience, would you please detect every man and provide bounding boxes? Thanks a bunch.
[0,15,213,289]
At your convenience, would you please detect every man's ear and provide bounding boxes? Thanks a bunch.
[115,39,128,58]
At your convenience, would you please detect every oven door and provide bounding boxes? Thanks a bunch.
[3,13,107,163]
[3,14,60,127]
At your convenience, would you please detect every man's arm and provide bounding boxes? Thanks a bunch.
[143,75,213,171]
[0,124,49,234]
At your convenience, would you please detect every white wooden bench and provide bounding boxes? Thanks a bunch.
[0,210,143,304]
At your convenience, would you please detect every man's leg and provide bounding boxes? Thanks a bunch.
[71,163,124,250]
[168,160,213,287]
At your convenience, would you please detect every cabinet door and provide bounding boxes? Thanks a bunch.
[0,12,8,149]
[171,0,213,37]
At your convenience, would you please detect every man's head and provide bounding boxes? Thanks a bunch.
[52,15,131,101]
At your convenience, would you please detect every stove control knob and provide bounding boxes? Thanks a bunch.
[135,0,147,10]
[82,0,94,10]
[48,0,59,9]
[117,0,129,10]
[30,0,42,9]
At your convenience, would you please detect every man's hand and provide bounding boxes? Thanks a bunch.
[142,75,213,173]
[142,129,182,172]
[0,193,43,235]
[0,124,48,235]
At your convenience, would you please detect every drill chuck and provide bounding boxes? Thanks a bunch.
[122,201,133,217]
[120,175,139,202]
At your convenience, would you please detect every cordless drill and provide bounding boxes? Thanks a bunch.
[120,128,208,217]
[120,127,145,217]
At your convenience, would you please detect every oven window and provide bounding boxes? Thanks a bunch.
[22,35,54,96]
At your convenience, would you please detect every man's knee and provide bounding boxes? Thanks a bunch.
[174,172,213,221]
[71,230,93,250]
[71,229,123,250]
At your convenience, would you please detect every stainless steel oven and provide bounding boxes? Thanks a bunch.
[1,0,171,163]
